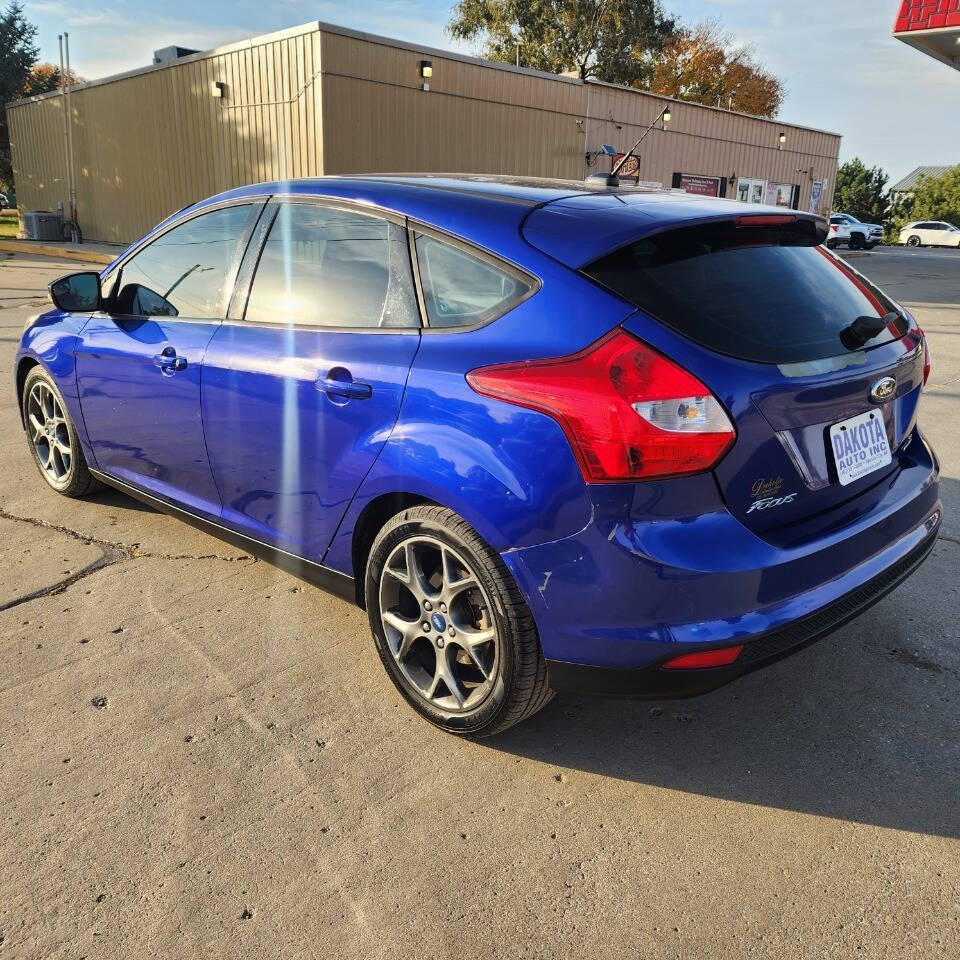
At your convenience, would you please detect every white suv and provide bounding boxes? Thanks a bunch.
[899,221,960,248]
[826,213,884,250]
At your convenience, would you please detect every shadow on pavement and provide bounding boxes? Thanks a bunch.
[88,486,160,514]
[486,477,960,839]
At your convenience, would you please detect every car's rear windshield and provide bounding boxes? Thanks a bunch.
[583,219,906,363]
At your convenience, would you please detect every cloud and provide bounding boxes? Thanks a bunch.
[28,1,468,80]
[28,1,114,28]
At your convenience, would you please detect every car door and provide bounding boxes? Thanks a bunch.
[75,201,263,518]
[200,199,422,563]
[917,222,936,245]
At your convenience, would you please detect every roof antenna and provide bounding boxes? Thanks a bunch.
[586,104,672,188]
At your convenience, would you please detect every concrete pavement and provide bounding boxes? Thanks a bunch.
[0,239,122,266]
[0,250,957,960]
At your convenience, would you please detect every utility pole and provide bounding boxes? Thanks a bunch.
[64,33,77,230]
[63,33,78,239]
[58,35,71,229]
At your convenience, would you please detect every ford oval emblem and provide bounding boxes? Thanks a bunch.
[870,376,896,403]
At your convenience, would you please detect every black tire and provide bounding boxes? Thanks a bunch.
[849,233,865,250]
[825,239,838,250]
[21,366,101,498]
[907,235,921,247]
[365,504,552,737]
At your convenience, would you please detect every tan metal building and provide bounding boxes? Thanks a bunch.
[7,20,841,244]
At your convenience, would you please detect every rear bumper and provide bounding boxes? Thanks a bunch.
[545,520,939,698]
[503,428,941,696]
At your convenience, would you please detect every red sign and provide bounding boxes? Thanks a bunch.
[678,174,722,197]
[612,153,639,182]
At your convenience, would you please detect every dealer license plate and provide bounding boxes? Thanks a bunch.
[829,410,892,487]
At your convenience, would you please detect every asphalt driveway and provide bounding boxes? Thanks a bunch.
[1,250,957,959]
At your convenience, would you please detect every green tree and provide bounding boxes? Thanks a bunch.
[447,0,676,85]
[832,158,889,224]
[910,165,960,225]
[0,1,40,193]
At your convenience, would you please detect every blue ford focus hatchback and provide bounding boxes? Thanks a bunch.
[16,176,941,735]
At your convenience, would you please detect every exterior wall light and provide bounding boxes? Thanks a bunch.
[419,60,432,91]
[663,108,671,126]
[778,131,786,150]
[210,80,226,99]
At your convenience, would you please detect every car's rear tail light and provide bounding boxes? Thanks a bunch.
[829,224,839,232]
[466,330,736,482]
[918,327,931,386]
[662,645,744,670]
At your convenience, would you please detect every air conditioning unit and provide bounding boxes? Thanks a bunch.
[22,211,62,241]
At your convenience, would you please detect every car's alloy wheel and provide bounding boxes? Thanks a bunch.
[21,366,100,498]
[378,535,499,713]
[26,380,72,486]
[366,505,552,736]
[907,235,921,247]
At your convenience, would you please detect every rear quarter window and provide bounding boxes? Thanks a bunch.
[584,219,906,363]
[414,233,534,329]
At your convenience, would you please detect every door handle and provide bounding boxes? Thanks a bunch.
[317,369,372,400]
[153,346,187,372]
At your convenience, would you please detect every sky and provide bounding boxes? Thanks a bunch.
[23,0,959,186]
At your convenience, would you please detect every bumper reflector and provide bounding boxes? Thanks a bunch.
[662,645,744,670]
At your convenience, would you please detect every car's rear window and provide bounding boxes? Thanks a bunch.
[583,219,906,363]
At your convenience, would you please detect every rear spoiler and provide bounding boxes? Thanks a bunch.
[521,192,828,269]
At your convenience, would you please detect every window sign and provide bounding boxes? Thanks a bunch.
[765,182,796,207]
[809,180,824,214]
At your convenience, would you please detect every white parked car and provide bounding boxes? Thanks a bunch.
[825,213,884,250]
[898,221,960,248]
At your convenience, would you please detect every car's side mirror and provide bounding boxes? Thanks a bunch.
[49,272,102,313]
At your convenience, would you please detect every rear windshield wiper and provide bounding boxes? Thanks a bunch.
[840,311,902,351]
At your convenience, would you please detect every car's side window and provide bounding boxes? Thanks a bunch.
[112,204,255,319]
[414,233,533,329]
[244,203,419,329]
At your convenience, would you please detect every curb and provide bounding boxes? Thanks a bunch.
[0,240,117,265]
